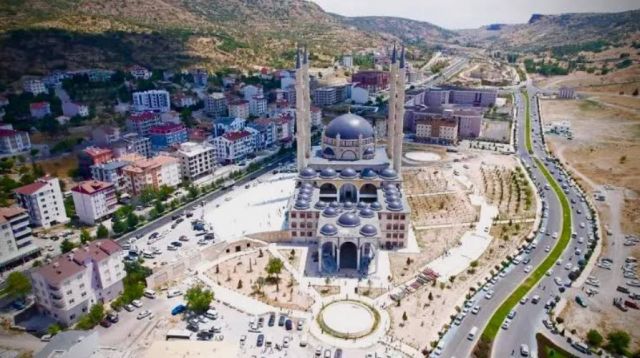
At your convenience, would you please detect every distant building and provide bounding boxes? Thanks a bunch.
[421,87,497,107]
[171,94,196,108]
[91,156,142,192]
[0,207,39,271]
[273,114,294,143]
[71,180,117,225]
[191,69,209,88]
[30,102,51,119]
[122,155,181,195]
[228,100,249,119]
[132,90,170,113]
[78,147,113,178]
[212,117,246,137]
[452,108,483,139]
[14,176,69,228]
[62,102,89,118]
[249,95,268,116]
[112,133,152,158]
[23,79,47,95]
[91,125,121,147]
[126,111,161,136]
[342,54,353,68]
[558,86,575,99]
[148,123,188,150]
[129,65,152,80]
[310,106,323,128]
[352,71,389,92]
[160,111,180,124]
[0,128,31,154]
[242,85,263,101]
[204,93,227,117]
[30,239,125,326]
[211,130,254,164]
[415,117,459,145]
[313,87,337,106]
[172,142,216,182]
[247,118,275,150]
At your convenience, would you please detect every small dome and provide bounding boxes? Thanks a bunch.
[343,201,354,209]
[359,208,375,218]
[299,167,317,179]
[298,193,311,201]
[361,168,378,179]
[340,168,357,178]
[356,201,367,209]
[320,167,337,178]
[384,185,398,194]
[380,167,398,179]
[363,147,375,155]
[324,113,374,140]
[359,224,378,237]
[337,212,361,227]
[294,200,310,210]
[370,201,382,211]
[314,201,328,209]
[320,224,338,236]
[329,201,340,208]
[387,200,403,211]
[299,187,313,195]
[385,194,399,203]
[322,207,339,217]
[301,183,314,190]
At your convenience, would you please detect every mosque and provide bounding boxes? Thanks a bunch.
[287,45,411,274]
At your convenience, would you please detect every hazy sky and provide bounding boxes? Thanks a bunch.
[310,0,640,29]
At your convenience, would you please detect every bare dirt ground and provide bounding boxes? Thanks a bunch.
[311,285,340,297]
[206,249,314,311]
[533,64,640,95]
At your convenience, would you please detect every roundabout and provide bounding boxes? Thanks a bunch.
[405,151,442,162]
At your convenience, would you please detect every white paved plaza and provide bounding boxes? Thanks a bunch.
[321,300,375,336]
[405,151,442,162]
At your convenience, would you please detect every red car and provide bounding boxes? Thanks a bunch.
[99,319,112,328]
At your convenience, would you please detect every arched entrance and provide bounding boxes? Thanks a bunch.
[359,183,378,203]
[320,241,337,272]
[339,242,358,269]
[319,183,338,202]
[340,150,357,161]
[339,183,358,203]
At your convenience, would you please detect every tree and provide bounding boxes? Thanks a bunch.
[266,257,284,291]
[428,292,434,301]
[80,229,92,244]
[154,200,165,214]
[185,285,214,313]
[605,330,630,355]
[633,88,639,96]
[587,329,603,347]
[60,239,76,253]
[112,218,127,234]
[126,212,139,229]
[402,311,408,321]
[76,304,105,330]
[96,224,109,239]
[139,187,157,206]
[47,323,62,336]
[1,272,31,300]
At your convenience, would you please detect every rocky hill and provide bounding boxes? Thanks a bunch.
[338,16,455,47]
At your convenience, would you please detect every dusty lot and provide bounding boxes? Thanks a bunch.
[534,64,640,95]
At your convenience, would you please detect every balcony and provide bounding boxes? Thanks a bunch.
[53,301,65,309]
[50,293,63,301]
[47,284,61,292]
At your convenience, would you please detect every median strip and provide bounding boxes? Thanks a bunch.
[523,90,533,154]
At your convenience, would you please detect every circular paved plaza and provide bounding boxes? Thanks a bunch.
[405,151,442,162]
[320,300,375,337]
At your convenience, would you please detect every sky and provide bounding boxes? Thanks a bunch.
[310,0,640,29]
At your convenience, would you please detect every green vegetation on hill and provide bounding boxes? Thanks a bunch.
[551,40,609,57]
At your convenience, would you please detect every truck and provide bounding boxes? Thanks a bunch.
[166,329,192,340]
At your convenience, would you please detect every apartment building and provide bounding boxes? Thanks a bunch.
[132,90,171,113]
[171,94,195,108]
[172,142,216,181]
[30,240,125,326]
[112,133,151,158]
[78,147,113,178]
[148,123,188,150]
[129,65,152,80]
[228,100,250,119]
[452,108,484,139]
[242,84,263,101]
[23,79,47,95]
[310,106,323,128]
[313,87,337,107]
[248,118,275,150]
[204,93,227,117]
[0,207,39,270]
[249,96,268,117]
[122,155,181,196]
[0,128,31,154]
[191,68,209,88]
[91,126,121,147]
[90,155,143,192]
[14,176,68,229]
[415,117,459,145]
[212,117,246,137]
[126,112,161,136]
[62,102,89,118]
[30,102,51,119]
[351,70,389,92]
[211,130,254,164]
[71,181,117,225]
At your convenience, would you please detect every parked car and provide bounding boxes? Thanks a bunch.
[257,334,265,347]
[278,315,286,326]
[197,330,213,340]
[137,310,151,320]
[285,319,293,330]
[123,304,135,312]
[268,313,276,327]
[99,319,112,328]
[171,304,186,316]
[106,312,119,323]
[131,299,143,308]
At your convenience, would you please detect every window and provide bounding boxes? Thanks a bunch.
[387,214,392,219]
[291,223,297,228]
[400,224,405,230]
[66,290,72,295]
[386,224,391,230]
[292,231,297,237]
[291,212,297,218]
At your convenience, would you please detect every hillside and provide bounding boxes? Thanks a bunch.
[458,9,640,51]
[338,16,455,47]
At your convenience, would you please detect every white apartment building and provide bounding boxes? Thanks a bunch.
[30,240,125,326]
[132,90,171,113]
[211,130,254,164]
[310,106,323,127]
[228,100,249,119]
[204,92,227,117]
[242,85,263,101]
[14,176,69,229]
[71,181,117,225]
[249,95,267,116]
[0,127,31,154]
[172,142,216,181]
[0,207,39,270]
[23,79,47,95]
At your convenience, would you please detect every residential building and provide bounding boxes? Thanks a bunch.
[334,84,350,102]
[78,147,113,178]
[0,128,31,154]
[132,90,170,113]
[283,85,296,105]
[35,331,99,358]
[112,133,152,158]
[129,65,152,80]
[452,108,483,139]
[0,207,39,271]
[204,93,227,117]
[191,69,209,88]
[415,117,459,145]
[249,95,268,117]
[310,106,322,128]
[62,102,89,118]
[172,142,216,181]
[352,70,389,92]
[160,111,181,124]
[148,123,188,150]
[91,157,140,192]
[558,86,575,99]
[122,155,181,196]
[247,118,275,149]
[222,76,237,88]
[30,239,125,326]
[313,87,337,106]
[211,130,254,164]
[280,73,296,90]
[71,180,117,225]
[23,79,47,95]
[171,94,196,108]
[126,111,161,136]
[342,54,353,68]
[14,176,69,228]
[228,100,249,119]
[449,88,497,107]
[30,102,51,119]
[273,114,294,143]
[91,125,121,147]
[242,85,263,101]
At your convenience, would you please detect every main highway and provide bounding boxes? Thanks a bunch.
[438,82,596,357]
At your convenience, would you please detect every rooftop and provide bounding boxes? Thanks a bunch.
[29,102,49,110]
[71,180,114,195]
[149,123,186,134]
[0,206,27,224]
[129,111,158,122]
[222,130,251,141]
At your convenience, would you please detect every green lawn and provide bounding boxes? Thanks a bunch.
[537,333,577,358]
[523,89,533,154]
[481,94,573,340]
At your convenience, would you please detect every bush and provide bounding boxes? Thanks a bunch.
[587,329,603,347]
[76,304,105,330]
[605,330,630,355]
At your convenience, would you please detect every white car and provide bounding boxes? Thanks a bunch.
[502,319,511,330]
[544,245,551,252]
[131,299,143,308]
[564,263,573,270]
[554,277,563,286]
[472,306,481,314]
[524,265,532,273]
[137,310,151,320]
[167,290,183,298]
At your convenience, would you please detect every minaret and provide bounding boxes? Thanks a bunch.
[392,46,406,173]
[387,43,397,159]
[295,47,306,171]
[303,46,311,161]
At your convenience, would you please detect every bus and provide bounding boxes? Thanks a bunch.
[468,326,478,341]
[166,329,192,340]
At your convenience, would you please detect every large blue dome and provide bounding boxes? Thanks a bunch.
[337,212,361,227]
[324,113,374,140]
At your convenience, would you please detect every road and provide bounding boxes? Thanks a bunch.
[437,83,597,358]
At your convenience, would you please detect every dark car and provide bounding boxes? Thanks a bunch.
[278,315,286,327]
[258,316,264,327]
[285,319,292,331]
[268,313,275,327]
[171,241,183,247]
[107,312,119,323]
[204,233,215,240]
[186,323,199,332]
[99,319,112,328]
[197,330,213,340]
[257,334,265,347]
